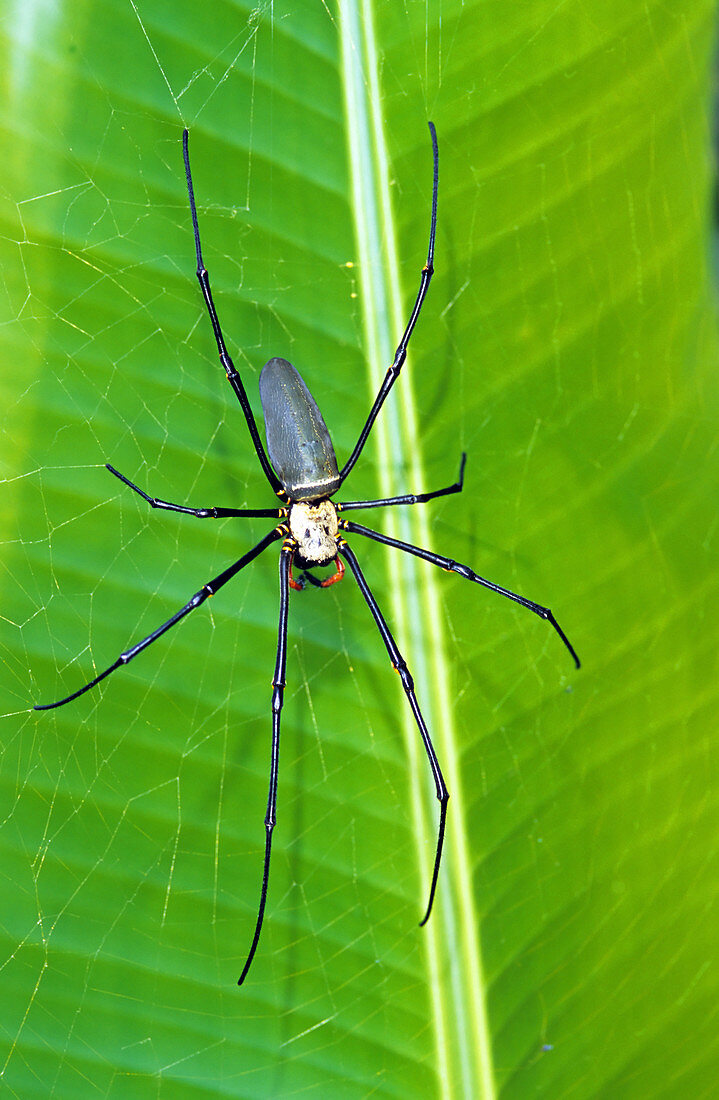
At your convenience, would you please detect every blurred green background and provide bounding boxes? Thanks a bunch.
[1,1,718,1096]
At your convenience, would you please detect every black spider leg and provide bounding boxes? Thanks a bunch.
[339,453,465,512]
[338,121,439,485]
[34,528,283,710]
[341,521,581,669]
[106,464,282,519]
[182,130,283,496]
[238,538,293,985]
[337,539,447,927]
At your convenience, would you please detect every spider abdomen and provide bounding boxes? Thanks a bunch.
[289,500,339,565]
[259,357,340,502]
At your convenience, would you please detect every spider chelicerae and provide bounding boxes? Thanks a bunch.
[36,123,580,985]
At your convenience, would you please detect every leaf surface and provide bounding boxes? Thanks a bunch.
[0,1,717,1097]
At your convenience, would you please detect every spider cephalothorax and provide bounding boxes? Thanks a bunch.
[288,499,339,565]
[36,123,580,987]
[284,499,344,590]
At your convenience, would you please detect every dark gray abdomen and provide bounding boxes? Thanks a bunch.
[259,358,341,501]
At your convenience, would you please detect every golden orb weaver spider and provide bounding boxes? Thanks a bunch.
[36,124,580,985]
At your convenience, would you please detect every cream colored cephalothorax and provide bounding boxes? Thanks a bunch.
[288,499,339,564]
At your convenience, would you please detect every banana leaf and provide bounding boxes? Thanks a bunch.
[1,1,717,1096]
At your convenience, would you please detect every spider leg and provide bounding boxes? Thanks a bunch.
[339,123,439,485]
[106,464,282,519]
[341,520,581,669]
[238,538,293,985]
[339,453,465,512]
[34,528,283,710]
[182,130,283,496]
[337,538,447,927]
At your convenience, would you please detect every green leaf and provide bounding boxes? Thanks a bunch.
[1,1,717,1096]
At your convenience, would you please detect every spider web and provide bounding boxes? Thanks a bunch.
[1,1,718,1098]
[1,4,468,1094]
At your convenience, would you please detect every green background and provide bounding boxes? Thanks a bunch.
[1,1,717,1096]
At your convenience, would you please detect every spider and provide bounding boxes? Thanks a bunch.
[36,123,580,985]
